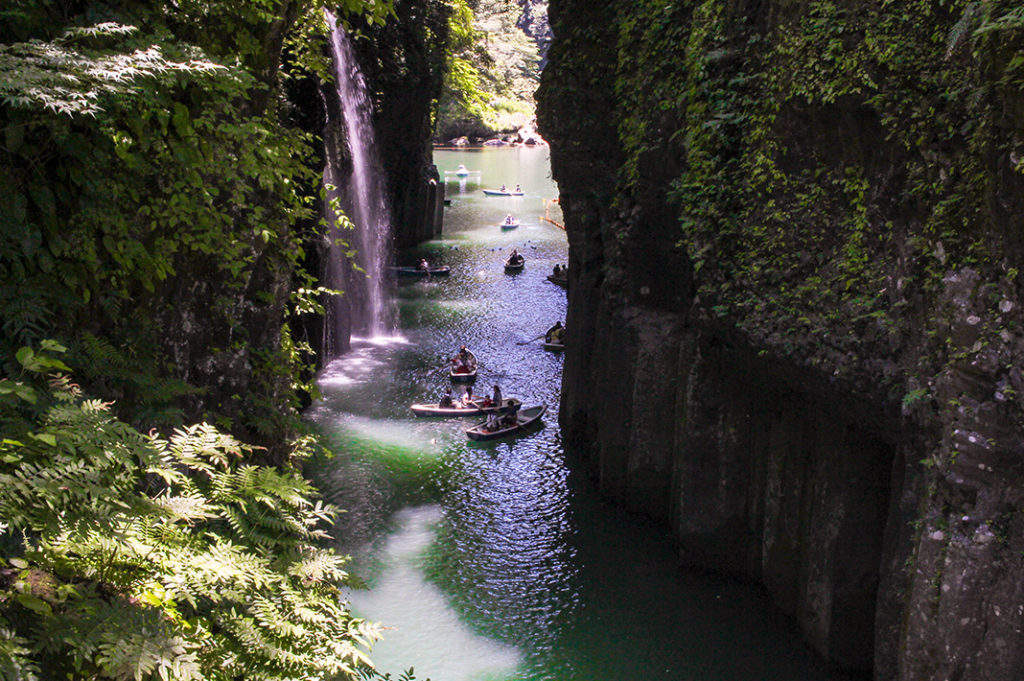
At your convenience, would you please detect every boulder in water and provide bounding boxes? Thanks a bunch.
[517,127,546,146]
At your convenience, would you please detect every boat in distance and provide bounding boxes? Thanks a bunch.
[450,349,478,382]
[392,265,450,277]
[465,405,547,441]
[410,398,522,417]
[504,255,525,272]
[482,189,524,196]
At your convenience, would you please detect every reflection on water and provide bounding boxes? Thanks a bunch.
[349,507,523,681]
[308,148,845,681]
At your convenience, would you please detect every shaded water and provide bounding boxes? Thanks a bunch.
[307,147,847,681]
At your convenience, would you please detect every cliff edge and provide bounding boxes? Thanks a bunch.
[537,0,1024,678]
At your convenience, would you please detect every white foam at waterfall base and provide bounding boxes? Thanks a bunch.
[317,335,409,388]
[349,506,523,681]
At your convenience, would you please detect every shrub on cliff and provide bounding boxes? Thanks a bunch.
[0,1,392,455]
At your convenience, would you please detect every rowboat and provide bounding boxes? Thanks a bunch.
[465,405,547,441]
[482,189,524,196]
[450,349,478,381]
[500,219,520,230]
[410,398,522,417]
[543,322,565,350]
[546,274,567,287]
[504,255,525,272]
[392,266,450,277]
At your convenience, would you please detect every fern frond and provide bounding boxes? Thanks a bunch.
[1,355,379,680]
[0,619,40,681]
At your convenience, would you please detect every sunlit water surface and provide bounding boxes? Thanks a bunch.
[307,147,847,681]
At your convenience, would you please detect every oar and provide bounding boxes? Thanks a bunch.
[425,359,452,377]
[516,333,546,345]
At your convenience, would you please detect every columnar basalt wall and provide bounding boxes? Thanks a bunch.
[537,0,1024,678]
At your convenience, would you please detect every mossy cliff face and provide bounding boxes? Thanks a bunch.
[537,0,1024,677]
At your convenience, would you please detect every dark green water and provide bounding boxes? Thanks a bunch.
[307,147,846,681]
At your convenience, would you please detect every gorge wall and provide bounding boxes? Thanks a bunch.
[537,1,1024,679]
[347,0,449,248]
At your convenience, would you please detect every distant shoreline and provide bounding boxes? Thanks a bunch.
[432,143,548,151]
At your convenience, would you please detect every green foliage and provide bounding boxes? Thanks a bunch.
[0,0,421,671]
[0,22,224,116]
[436,0,542,139]
[0,343,382,680]
[0,0,393,446]
[539,0,1024,415]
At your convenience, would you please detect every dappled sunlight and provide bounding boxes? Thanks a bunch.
[318,336,410,390]
[349,507,523,681]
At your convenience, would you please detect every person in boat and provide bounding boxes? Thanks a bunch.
[462,385,475,405]
[485,410,500,431]
[505,214,514,225]
[499,406,519,428]
[515,184,521,193]
[452,345,472,373]
[500,184,507,192]
[418,258,429,271]
[546,321,565,343]
[508,248,522,266]
[491,384,502,407]
[439,387,454,408]
[552,263,562,277]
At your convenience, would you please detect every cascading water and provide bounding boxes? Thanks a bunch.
[322,11,395,354]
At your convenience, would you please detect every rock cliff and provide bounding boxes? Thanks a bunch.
[537,1,1024,678]
[348,0,449,248]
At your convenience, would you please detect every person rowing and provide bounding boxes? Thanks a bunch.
[546,321,565,343]
[451,345,474,374]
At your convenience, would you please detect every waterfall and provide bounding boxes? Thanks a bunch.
[322,11,395,354]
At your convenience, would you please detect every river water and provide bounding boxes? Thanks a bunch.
[306,147,846,681]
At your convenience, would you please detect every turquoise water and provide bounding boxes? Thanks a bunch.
[306,147,848,681]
